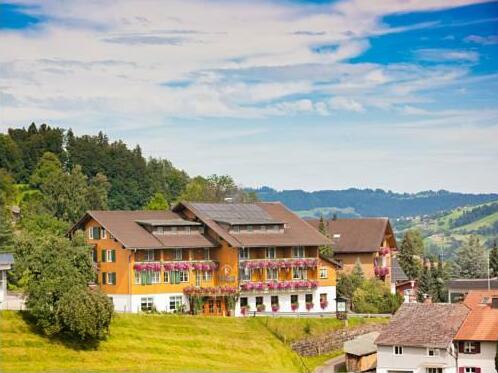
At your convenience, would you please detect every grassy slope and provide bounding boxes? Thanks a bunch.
[0,311,301,373]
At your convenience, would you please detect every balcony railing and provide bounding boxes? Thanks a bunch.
[239,258,318,270]
[133,260,217,272]
[240,280,319,292]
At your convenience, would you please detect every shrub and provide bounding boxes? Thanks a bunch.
[352,279,403,314]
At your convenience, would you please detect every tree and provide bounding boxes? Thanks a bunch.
[454,235,487,279]
[146,158,189,203]
[317,214,333,256]
[430,255,448,303]
[14,231,112,339]
[337,262,364,301]
[0,208,13,253]
[87,173,110,210]
[318,215,327,235]
[417,260,432,302]
[0,134,22,177]
[398,230,424,280]
[351,259,365,288]
[352,279,403,314]
[490,239,498,277]
[29,152,62,188]
[144,192,169,210]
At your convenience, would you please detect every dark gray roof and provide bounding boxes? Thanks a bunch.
[0,253,14,265]
[344,332,380,356]
[189,203,284,225]
[391,256,408,283]
[448,278,498,291]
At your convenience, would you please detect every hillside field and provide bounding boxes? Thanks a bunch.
[0,311,386,373]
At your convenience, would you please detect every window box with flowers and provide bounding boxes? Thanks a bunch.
[305,302,314,311]
[256,304,266,312]
[271,303,279,312]
[240,305,250,316]
[320,300,328,310]
[291,302,299,312]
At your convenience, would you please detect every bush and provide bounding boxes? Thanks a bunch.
[56,286,113,340]
[352,279,403,314]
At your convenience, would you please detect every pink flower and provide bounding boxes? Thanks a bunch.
[305,302,313,311]
[374,266,380,276]
[271,304,279,312]
[291,303,299,312]
[320,300,328,310]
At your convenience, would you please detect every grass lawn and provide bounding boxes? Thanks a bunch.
[0,311,302,373]
[258,316,388,344]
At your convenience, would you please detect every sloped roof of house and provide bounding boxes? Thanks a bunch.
[454,290,498,342]
[375,303,469,349]
[344,331,380,356]
[174,202,332,248]
[391,256,409,283]
[448,277,498,290]
[69,210,217,249]
[308,218,394,253]
[0,253,14,265]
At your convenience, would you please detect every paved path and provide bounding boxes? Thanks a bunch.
[313,354,345,373]
[1,293,25,310]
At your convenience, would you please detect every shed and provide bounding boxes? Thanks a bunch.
[344,331,379,372]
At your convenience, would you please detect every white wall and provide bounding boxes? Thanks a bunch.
[234,286,336,316]
[0,269,7,303]
[458,341,497,373]
[108,293,189,313]
[377,345,457,373]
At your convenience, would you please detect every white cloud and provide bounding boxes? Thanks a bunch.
[464,34,498,45]
[328,97,365,112]
[414,48,479,62]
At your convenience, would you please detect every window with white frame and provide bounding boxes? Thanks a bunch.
[105,249,115,263]
[101,228,107,239]
[174,248,182,261]
[155,226,164,235]
[239,247,250,260]
[427,348,440,357]
[319,267,328,279]
[265,247,276,259]
[202,271,212,282]
[266,268,278,281]
[169,296,182,311]
[134,270,141,284]
[292,246,305,258]
[247,225,253,232]
[393,345,403,356]
[464,341,478,354]
[89,226,101,240]
[426,368,443,373]
[241,267,251,281]
[152,271,161,284]
[144,249,155,262]
[179,270,189,282]
[204,248,210,260]
[292,267,307,280]
[106,272,116,285]
[164,271,169,283]
[141,297,154,311]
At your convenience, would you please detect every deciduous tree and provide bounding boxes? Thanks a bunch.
[144,192,169,210]
[454,235,487,279]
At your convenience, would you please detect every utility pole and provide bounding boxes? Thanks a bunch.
[487,250,491,291]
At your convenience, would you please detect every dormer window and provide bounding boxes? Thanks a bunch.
[156,226,164,235]
[265,247,276,259]
[247,225,253,232]
[292,246,305,258]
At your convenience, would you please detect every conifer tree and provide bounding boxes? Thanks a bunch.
[0,208,13,253]
[351,258,365,289]
[417,260,432,303]
[454,235,487,279]
[490,239,498,277]
[398,230,423,280]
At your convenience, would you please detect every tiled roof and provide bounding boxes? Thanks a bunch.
[391,256,409,283]
[175,202,332,248]
[308,218,393,253]
[454,290,498,342]
[375,303,469,349]
[70,211,216,249]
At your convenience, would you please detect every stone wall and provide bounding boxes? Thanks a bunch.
[291,323,384,356]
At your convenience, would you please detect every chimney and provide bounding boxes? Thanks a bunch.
[492,297,498,309]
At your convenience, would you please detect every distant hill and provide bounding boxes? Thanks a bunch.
[253,187,498,219]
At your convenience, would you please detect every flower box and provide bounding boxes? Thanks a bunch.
[305,302,314,311]
[291,302,299,312]
[320,300,328,310]
[256,304,266,312]
[271,304,279,312]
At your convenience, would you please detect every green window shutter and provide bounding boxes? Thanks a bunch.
[93,227,100,239]
[102,272,107,285]
[141,271,146,285]
[111,250,116,262]
[112,273,116,285]
[147,270,152,285]
[101,250,106,263]
[175,271,180,284]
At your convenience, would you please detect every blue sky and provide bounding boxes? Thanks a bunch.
[1,0,497,193]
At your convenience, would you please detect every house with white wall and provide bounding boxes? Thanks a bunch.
[453,290,498,373]
[0,253,14,304]
[375,303,470,373]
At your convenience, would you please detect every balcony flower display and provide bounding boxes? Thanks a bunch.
[374,266,390,278]
[240,305,250,316]
[240,280,318,292]
[240,258,318,270]
[305,302,314,311]
[378,247,390,256]
[271,304,279,312]
[256,304,266,312]
[183,286,238,296]
[320,300,328,310]
[291,302,299,312]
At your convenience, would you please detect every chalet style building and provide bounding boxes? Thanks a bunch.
[70,202,340,315]
[308,218,397,284]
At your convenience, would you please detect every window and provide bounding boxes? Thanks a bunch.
[239,247,250,260]
[240,297,248,307]
[265,247,276,259]
[247,225,253,232]
[164,271,169,283]
[92,249,97,263]
[89,226,100,240]
[174,248,182,261]
[290,294,298,304]
[101,228,107,239]
[255,296,263,306]
[169,296,183,311]
[319,267,328,279]
[464,368,477,373]
[464,341,479,354]
[292,267,307,280]
[103,272,116,285]
[179,270,189,282]
[266,268,278,281]
[320,293,327,302]
[152,271,160,284]
[271,296,279,305]
[155,226,164,235]
[427,348,440,357]
[105,249,116,263]
[426,369,443,373]
[241,267,251,281]
[134,270,141,284]
[232,225,240,233]
[292,246,305,258]
[393,346,403,356]
[141,297,154,311]
[202,271,212,282]
[204,248,210,260]
[305,294,313,303]
[144,249,155,262]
